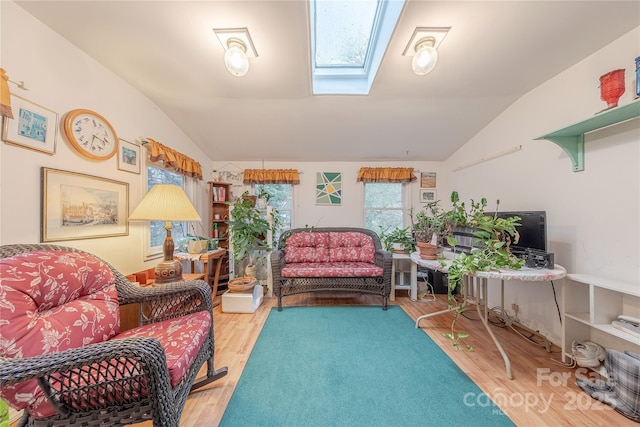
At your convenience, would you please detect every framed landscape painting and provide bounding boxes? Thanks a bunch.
[2,95,58,155]
[41,167,129,242]
[420,172,436,188]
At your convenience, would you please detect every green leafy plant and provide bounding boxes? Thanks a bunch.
[410,201,446,243]
[440,193,524,351]
[379,227,416,253]
[227,191,281,277]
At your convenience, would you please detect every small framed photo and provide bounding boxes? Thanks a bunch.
[420,172,436,188]
[419,189,437,203]
[2,94,58,155]
[117,138,141,174]
[41,167,129,242]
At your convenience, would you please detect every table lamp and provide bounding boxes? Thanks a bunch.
[129,184,201,283]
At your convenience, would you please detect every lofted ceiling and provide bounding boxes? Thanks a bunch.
[14,1,640,162]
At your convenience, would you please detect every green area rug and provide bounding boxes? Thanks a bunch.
[220,305,514,427]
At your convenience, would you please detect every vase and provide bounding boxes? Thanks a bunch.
[599,69,625,109]
[245,264,256,277]
[417,241,438,260]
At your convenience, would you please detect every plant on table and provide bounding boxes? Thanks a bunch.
[440,192,524,351]
[379,226,416,254]
[410,201,446,259]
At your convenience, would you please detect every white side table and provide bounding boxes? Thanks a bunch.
[390,252,417,301]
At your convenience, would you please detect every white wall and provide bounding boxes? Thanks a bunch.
[211,160,443,230]
[0,2,214,274]
[441,27,640,343]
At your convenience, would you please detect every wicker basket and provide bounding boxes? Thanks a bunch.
[228,276,257,293]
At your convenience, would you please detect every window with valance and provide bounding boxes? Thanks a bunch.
[143,137,203,180]
[242,169,300,184]
[356,167,416,183]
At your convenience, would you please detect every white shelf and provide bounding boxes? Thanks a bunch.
[562,274,640,364]
[566,273,640,297]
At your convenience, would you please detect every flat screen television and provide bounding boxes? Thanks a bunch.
[484,210,547,255]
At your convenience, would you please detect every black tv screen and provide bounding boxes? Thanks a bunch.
[484,211,547,254]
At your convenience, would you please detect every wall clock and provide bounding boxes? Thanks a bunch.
[63,109,118,160]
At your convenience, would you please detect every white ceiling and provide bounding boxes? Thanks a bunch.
[15,1,640,162]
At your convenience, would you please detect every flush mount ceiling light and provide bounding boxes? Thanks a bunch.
[403,27,450,76]
[213,28,258,77]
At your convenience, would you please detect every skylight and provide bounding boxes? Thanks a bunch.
[310,0,405,95]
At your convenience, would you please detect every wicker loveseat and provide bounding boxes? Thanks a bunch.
[0,244,227,427]
[270,227,392,310]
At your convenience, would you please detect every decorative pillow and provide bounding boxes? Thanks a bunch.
[328,232,375,263]
[0,250,119,418]
[284,232,330,263]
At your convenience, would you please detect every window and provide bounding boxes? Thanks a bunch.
[146,165,189,257]
[254,183,292,244]
[309,0,405,94]
[364,183,404,234]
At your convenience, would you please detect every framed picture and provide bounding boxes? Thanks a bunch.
[316,172,342,205]
[420,172,436,188]
[2,95,58,155]
[419,189,437,203]
[117,139,141,174]
[41,167,129,242]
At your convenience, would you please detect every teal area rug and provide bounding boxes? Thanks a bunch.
[220,306,514,427]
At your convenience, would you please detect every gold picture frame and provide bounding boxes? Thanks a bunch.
[41,167,129,242]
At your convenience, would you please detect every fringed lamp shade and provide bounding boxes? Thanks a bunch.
[129,184,201,283]
[0,68,13,119]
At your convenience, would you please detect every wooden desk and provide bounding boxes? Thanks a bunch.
[175,248,226,302]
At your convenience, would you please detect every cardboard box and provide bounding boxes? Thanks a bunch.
[221,285,263,313]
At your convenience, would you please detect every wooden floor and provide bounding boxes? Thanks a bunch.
[40,292,640,427]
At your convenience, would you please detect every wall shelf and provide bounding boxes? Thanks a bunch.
[535,98,640,172]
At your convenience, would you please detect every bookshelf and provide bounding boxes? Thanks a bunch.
[208,181,232,283]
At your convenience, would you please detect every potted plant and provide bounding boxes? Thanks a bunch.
[379,227,416,254]
[227,191,283,282]
[410,201,446,259]
[440,192,524,350]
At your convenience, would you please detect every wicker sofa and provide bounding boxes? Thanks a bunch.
[0,244,227,427]
[270,227,392,310]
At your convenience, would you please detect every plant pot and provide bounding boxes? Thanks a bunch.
[600,69,625,109]
[228,276,257,293]
[417,241,438,260]
[391,242,407,254]
[187,239,208,254]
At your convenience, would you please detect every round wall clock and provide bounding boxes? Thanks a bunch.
[63,109,118,160]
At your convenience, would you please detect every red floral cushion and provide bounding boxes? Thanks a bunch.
[284,232,330,263]
[0,250,119,418]
[281,262,383,278]
[328,232,375,263]
[115,311,211,388]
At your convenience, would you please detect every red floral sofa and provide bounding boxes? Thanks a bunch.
[0,244,227,427]
[270,228,392,310]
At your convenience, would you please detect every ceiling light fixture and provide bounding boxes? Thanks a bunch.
[213,28,258,77]
[403,27,450,76]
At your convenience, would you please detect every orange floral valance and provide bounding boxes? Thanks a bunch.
[143,138,203,180]
[356,167,416,183]
[243,169,300,184]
